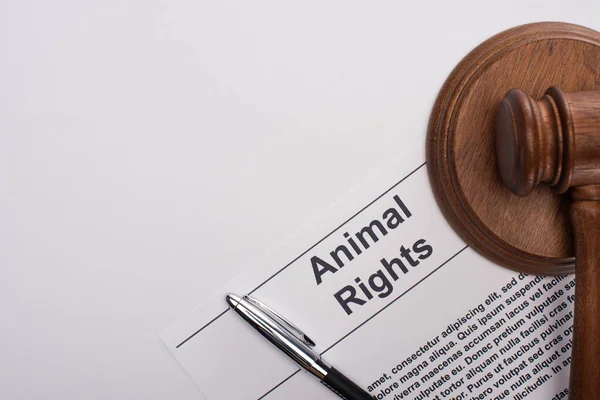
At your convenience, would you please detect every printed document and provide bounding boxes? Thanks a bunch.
[161,156,574,400]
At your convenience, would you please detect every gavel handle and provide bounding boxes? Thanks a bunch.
[569,185,600,399]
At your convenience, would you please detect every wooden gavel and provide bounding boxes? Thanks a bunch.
[495,87,600,399]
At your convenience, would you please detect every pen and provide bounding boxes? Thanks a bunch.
[225,293,373,400]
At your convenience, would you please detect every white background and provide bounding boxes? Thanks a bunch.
[2,1,599,399]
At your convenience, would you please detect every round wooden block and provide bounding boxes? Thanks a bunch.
[427,22,600,275]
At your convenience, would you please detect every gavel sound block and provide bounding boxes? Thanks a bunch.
[427,22,600,399]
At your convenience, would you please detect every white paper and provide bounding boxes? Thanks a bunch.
[161,157,574,400]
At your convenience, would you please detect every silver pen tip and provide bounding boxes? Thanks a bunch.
[225,293,242,309]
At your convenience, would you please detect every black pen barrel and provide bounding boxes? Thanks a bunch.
[321,367,373,400]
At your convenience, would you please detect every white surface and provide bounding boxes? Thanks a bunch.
[2,1,599,399]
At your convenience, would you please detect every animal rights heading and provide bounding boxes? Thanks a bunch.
[310,195,434,315]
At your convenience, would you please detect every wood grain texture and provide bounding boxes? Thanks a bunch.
[495,88,600,195]
[427,22,600,275]
[568,186,600,399]
[429,22,600,400]
[495,87,600,397]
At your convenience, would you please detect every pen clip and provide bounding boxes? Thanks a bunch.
[243,295,316,347]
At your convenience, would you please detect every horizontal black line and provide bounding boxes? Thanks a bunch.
[256,245,470,399]
[257,369,301,400]
[176,309,230,348]
[176,161,427,348]
[249,161,427,295]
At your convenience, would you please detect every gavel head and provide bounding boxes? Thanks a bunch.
[495,87,600,196]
